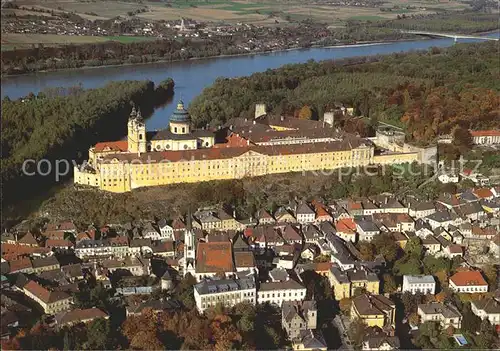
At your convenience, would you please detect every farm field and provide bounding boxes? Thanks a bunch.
[12,0,471,25]
[1,33,158,50]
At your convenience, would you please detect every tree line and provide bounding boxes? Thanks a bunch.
[1,78,174,208]
[188,41,500,145]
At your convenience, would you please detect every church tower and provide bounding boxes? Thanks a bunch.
[127,106,147,153]
[183,214,196,277]
[169,100,191,135]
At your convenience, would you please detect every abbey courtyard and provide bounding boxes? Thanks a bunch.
[74,102,437,192]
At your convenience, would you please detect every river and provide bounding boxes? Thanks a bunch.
[2,33,498,131]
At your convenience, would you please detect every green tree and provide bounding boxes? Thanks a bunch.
[394,256,422,276]
[382,273,398,294]
[84,318,110,350]
[405,236,424,258]
[461,303,481,334]
[419,321,440,339]
[401,291,424,314]
[372,233,400,262]
[476,319,496,349]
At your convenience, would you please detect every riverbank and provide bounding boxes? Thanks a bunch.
[4,28,500,79]
[4,30,500,79]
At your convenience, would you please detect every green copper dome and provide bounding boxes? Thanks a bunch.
[170,100,190,123]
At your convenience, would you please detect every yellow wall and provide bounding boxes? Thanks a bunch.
[75,142,425,194]
[373,153,419,165]
[169,121,191,135]
[333,282,351,300]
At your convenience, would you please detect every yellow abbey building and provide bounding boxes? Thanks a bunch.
[74,102,424,193]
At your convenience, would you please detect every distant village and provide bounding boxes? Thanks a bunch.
[2,7,332,53]
[2,183,500,349]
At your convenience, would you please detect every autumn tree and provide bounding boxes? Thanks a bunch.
[347,318,368,347]
[298,105,313,120]
[358,241,375,261]
[382,273,398,294]
[210,314,242,351]
[339,298,352,316]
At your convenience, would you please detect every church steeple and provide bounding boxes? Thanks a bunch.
[183,211,196,277]
[127,104,146,153]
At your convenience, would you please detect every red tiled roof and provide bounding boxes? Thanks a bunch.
[234,251,255,268]
[9,257,32,272]
[24,281,50,302]
[473,188,494,199]
[447,244,463,254]
[102,138,366,163]
[348,200,362,211]
[311,200,331,219]
[45,239,74,248]
[396,213,414,223]
[76,232,91,241]
[94,140,128,152]
[108,236,129,246]
[449,270,487,287]
[281,225,302,241]
[172,218,186,231]
[1,243,50,261]
[314,262,333,272]
[470,130,500,137]
[195,242,234,274]
[336,218,356,234]
[213,133,250,148]
[43,231,66,240]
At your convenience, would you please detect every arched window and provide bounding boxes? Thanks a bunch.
[182,127,186,133]
[139,134,143,140]
[174,127,178,133]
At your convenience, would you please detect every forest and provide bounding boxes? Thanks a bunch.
[188,41,500,145]
[1,78,174,207]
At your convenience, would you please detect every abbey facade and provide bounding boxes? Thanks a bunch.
[74,102,426,193]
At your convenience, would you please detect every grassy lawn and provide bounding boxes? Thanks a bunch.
[349,15,387,21]
[104,36,159,43]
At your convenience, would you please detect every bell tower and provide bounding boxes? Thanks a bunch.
[127,106,147,153]
[183,213,196,277]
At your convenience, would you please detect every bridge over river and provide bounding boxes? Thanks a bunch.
[402,30,499,42]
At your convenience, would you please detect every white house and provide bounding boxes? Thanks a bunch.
[471,298,500,326]
[194,277,256,313]
[258,279,307,306]
[438,174,459,184]
[449,271,488,293]
[157,219,175,241]
[470,130,500,145]
[402,275,436,295]
[355,220,380,242]
[296,202,316,224]
[417,302,462,329]
[408,201,436,219]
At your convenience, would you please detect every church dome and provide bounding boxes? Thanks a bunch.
[170,100,190,123]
